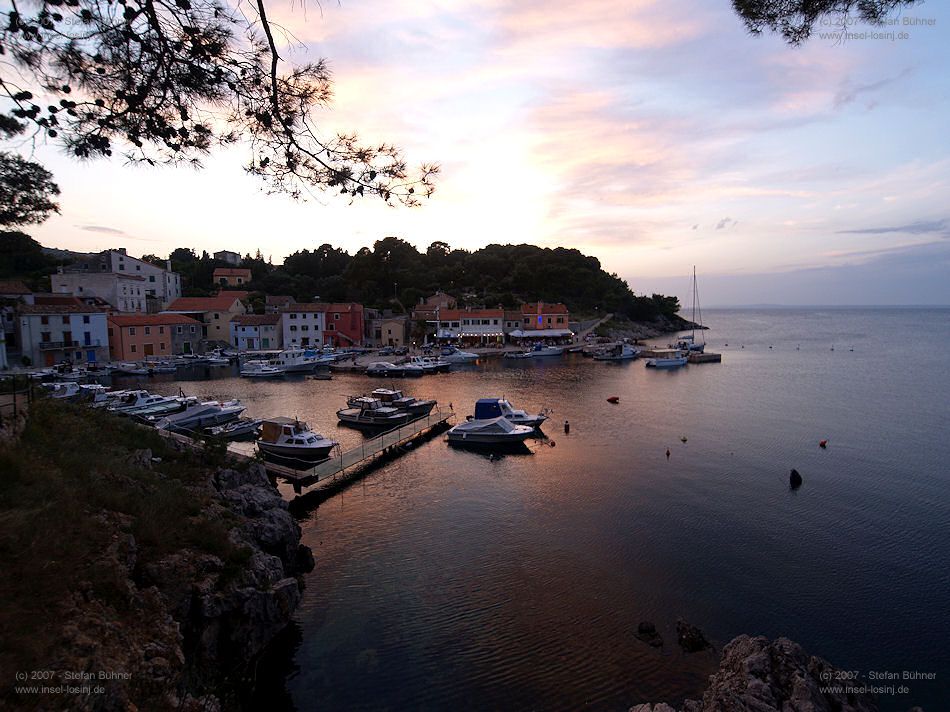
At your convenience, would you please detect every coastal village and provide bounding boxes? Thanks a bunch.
[1,246,588,368]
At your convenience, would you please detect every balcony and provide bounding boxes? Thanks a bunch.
[38,339,103,350]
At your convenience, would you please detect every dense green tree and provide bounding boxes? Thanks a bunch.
[0,153,60,228]
[0,231,57,282]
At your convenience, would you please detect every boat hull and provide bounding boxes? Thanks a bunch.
[257,441,336,461]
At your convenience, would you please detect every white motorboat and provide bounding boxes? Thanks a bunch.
[152,400,245,431]
[113,362,151,376]
[472,398,547,428]
[107,390,160,412]
[256,418,338,462]
[240,360,285,378]
[447,416,535,446]
[205,418,263,440]
[337,397,411,428]
[594,343,641,361]
[348,388,437,418]
[645,349,688,369]
[268,349,323,373]
[505,344,564,359]
[406,355,452,373]
[440,346,479,363]
[365,362,424,377]
[42,381,83,399]
[113,394,184,416]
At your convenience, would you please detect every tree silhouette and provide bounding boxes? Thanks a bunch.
[0,153,60,227]
[0,0,438,204]
[733,0,919,44]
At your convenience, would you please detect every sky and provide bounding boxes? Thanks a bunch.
[20,0,950,306]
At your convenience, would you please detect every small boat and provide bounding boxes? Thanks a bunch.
[440,346,479,363]
[349,388,437,418]
[205,418,263,441]
[152,400,245,431]
[114,394,187,416]
[607,396,620,404]
[503,350,534,360]
[130,396,199,418]
[240,360,285,378]
[365,362,424,377]
[447,416,535,446]
[42,381,83,399]
[505,344,564,359]
[107,390,161,413]
[268,348,324,373]
[406,355,452,373]
[337,397,411,428]
[147,362,179,374]
[471,398,547,428]
[645,349,688,369]
[113,362,151,376]
[594,343,640,361]
[256,418,338,462]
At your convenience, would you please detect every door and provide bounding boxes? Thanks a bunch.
[144,343,154,356]
[247,338,256,350]
[86,350,96,363]
[45,352,55,366]
[182,341,192,354]
[262,338,270,349]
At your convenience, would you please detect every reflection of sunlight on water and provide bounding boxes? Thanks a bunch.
[133,308,950,712]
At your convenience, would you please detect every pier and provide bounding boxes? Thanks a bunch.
[230,407,455,494]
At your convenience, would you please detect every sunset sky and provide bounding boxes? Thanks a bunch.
[25,0,950,305]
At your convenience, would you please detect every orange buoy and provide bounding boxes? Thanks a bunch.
[819,440,828,449]
[607,396,620,404]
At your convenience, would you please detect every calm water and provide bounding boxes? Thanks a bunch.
[145,308,950,711]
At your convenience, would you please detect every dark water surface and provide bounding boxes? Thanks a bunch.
[149,308,950,711]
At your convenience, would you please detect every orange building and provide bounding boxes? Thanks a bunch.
[108,313,202,360]
[213,267,252,287]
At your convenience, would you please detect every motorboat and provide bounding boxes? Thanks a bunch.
[240,360,285,378]
[440,346,479,363]
[114,394,186,416]
[645,349,688,369]
[365,362,424,377]
[152,399,245,432]
[204,418,263,441]
[42,381,83,399]
[472,398,547,428]
[446,416,535,446]
[113,362,151,376]
[256,418,338,462]
[406,355,452,373]
[268,348,324,373]
[130,396,199,418]
[337,397,411,428]
[205,349,232,365]
[348,388,436,418]
[107,391,162,413]
[594,343,641,361]
[505,344,564,359]
[146,362,178,374]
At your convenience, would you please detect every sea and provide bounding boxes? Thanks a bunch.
[143,307,950,711]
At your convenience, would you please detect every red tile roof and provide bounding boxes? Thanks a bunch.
[20,303,107,314]
[0,279,32,295]
[108,314,201,327]
[280,302,362,313]
[230,314,280,326]
[266,295,295,305]
[521,302,569,314]
[32,294,85,306]
[213,268,252,278]
[165,292,248,312]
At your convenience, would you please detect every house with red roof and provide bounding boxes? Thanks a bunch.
[107,313,203,360]
[213,267,253,287]
[17,298,110,366]
[230,313,282,351]
[279,302,364,347]
[162,291,248,345]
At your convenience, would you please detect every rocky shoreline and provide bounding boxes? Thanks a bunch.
[631,634,924,712]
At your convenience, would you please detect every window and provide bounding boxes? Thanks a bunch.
[290,325,297,331]
[190,326,195,333]
[62,316,69,324]
[290,313,297,319]
[119,264,125,270]
[158,326,164,334]
[334,313,340,320]
[41,315,49,325]
[41,331,51,342]
[327,323,334,331]
[144,326,151,335]
[213,313,220,319]
[159,343,165,350]
[129,327,136,336]
[176,326,182,334]
[302,325,309,331]
[136,264,141,271]
[131,344,137,353]
[149,275,155,282]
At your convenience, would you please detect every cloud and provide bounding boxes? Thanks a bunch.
[836,219,949,236]
[834,67,914,109]
[77,225,126,235]
[715,217,736,230]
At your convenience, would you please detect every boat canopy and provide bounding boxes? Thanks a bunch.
[474,398,510,419]
[508,329,573,338]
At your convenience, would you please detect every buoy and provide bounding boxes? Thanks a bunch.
[819,440,828,449]
[666,448,671,460]
[564,420,570,434]
[789,468,803,489]
[549,441,557,448]
[680,436,688,443]
[607,396,620,404]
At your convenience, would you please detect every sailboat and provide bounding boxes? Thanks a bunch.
[678,266,705,353]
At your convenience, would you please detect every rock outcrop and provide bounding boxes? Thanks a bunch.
[45,462,312,711]
[630,634,910,712]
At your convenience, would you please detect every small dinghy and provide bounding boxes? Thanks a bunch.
[205,418,263,440]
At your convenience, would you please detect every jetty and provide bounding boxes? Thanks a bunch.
[230,407,455,494]
[688,351,722,364]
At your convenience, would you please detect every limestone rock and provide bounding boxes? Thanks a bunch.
[636,621,664,648]
[676,619,712,653]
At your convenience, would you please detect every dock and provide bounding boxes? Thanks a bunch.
[230,407,455,493]
[688,351,722,363]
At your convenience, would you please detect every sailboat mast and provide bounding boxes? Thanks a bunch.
[691,266,696,342]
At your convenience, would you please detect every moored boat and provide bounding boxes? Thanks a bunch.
[440,346,479,363]
[594,343,641,361]
[337,397,411,428]
[471,398,547,428]
[645,349,688,369]
[348,388,436,418]
[240,360,285,378]
[151,400,245,431]
[447,416,535,446]
[256,418,338,462]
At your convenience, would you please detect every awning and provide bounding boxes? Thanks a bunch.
[509,329,573,338]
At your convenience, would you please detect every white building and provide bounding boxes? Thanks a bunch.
[230,314,282,351]
[214,250,242,266]
[52,271,148,313]
[279,304,326,348]
[18,301,110,367]
[64,249,182,310]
